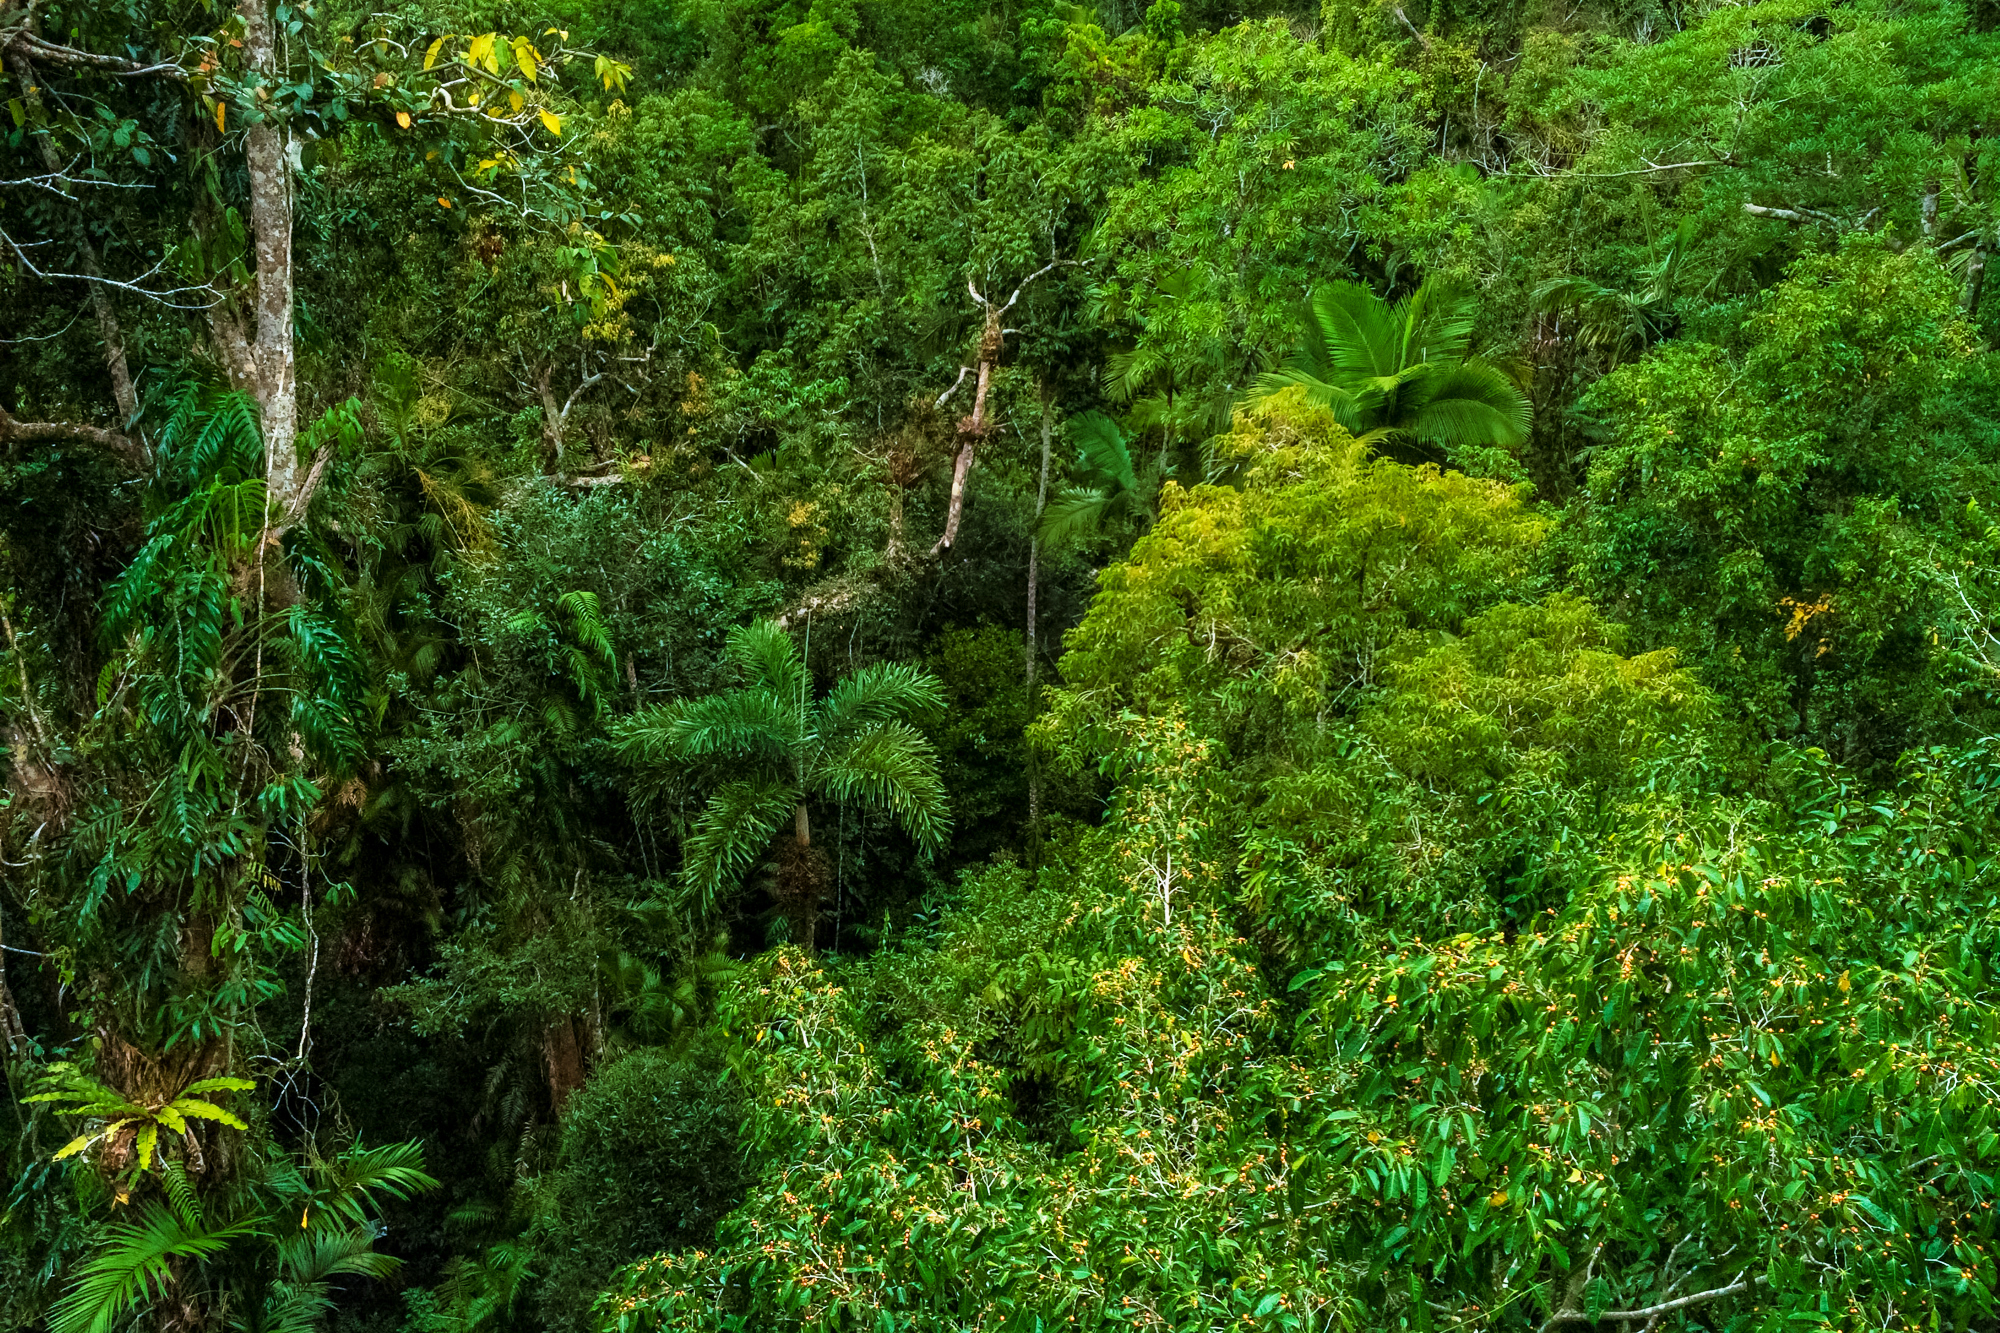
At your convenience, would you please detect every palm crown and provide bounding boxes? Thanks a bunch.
[613,620,950,943]
[1039,411,1153,549]
[1253,278,1530,459]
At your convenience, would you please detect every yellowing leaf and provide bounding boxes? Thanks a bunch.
[395,110,412,129]
[538,108,562,137]
[467,33,495,71]
[155,1105,187,1134]
[512,37,539,82]
[438,196,453,208]
[1838,970,1851,992]
[1488,1190,1507,1207]
[424,36,445,70]
[53,1134,95,1161]
[509,90,525,113]
[172,1101,249,1130]
[215,100,226,133]
[136,1123,158,1171]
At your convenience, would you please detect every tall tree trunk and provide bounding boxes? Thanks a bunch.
[1025,383,1053,870]
[935,321,999,555]
[226,0,307,528]
[934,264,1056,555]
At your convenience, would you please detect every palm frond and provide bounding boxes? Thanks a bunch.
[817,723,951,855]
[1039,487,1114,549]
[310,1139,437,1226]
[1070,412,1141,492]
[1309,282,1401,379]
[725,619,805,700]
[1398,279,1477,367]
[234,1281,335,1333]
[48,1203,262,1333]
[817,662,945,741]
[681,777,798,919]
[671,688,797,762]
[1249,368,1376,432]
[1103,346,1168,404]
[1410,359,1532,449]
[276,1226,402,1285]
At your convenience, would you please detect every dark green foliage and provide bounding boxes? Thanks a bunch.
[529,1046,748,1333]
[7,0,2000,1326]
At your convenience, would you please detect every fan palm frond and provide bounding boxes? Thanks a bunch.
[1250,366,1375,431]
[1394,279,1477,367]
[1254,276,1529,456]
[1411,360,1532,449]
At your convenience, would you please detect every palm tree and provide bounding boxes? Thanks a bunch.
[612,620,950,949]
[1038,412,1154,549]
[1252,277,1529,462]
[1529,217,1695,369]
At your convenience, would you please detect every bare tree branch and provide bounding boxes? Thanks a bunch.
[4,31,187,80]
[1541,1274,1768,1330]
[0,406,144,469]
[934,364,973,408]
[0,224,220,307]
